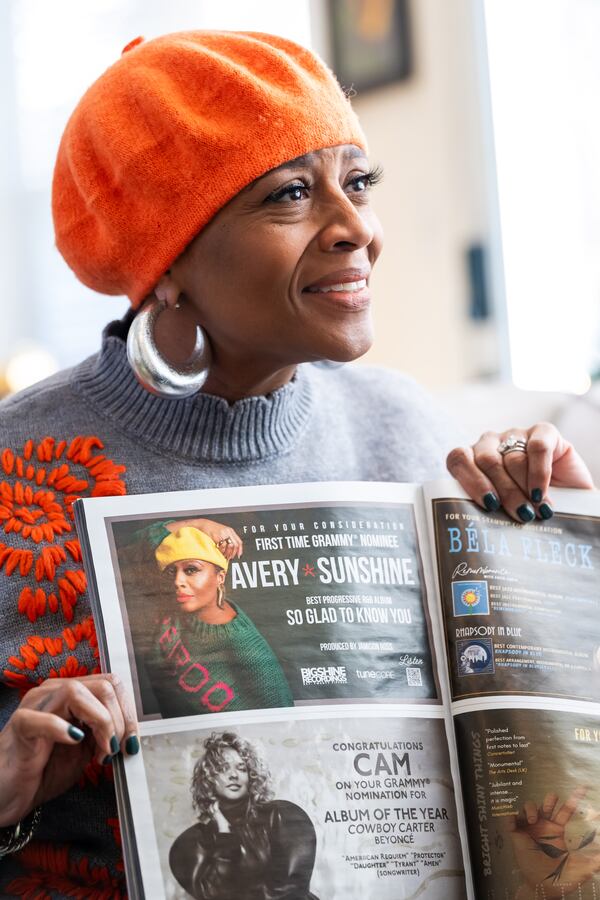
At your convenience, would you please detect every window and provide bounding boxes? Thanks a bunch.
[484,0,600,392]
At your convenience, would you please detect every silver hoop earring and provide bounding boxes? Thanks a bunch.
[126,297,211,399]
[313,359,345,369]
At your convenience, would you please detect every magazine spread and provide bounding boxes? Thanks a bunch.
[74,480,600,900]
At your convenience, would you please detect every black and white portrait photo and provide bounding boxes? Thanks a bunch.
[169,731,319,900]
[139,715,464,899]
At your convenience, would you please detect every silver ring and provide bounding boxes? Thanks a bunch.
[218,537,233,545]
[498,434,528,456]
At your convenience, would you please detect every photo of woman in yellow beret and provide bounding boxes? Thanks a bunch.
[144,523,294,718]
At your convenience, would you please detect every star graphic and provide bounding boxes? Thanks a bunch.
[303,563,316,577]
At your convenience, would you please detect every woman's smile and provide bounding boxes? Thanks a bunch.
[302,266,371,310]
[214,749,249,801]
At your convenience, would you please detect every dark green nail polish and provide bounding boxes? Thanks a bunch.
[531,488,543,503]
[110,735,120,755]
[539,502,554,520]
[125,735,140,756]
[517,504,535,522]
[68,724,85,742]
[483,492,501,512]
[102,755,113,766]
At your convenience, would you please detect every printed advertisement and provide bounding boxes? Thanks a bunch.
[138,715,466,899]
[108,502,439,720]
[432,499,600,701]
[455,706,600,900]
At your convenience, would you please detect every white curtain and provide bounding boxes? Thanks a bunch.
[1,0,312,372]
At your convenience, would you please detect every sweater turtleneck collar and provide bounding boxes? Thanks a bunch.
[72,315,314,464]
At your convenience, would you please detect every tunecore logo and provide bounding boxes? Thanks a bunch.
[301,666,348,685]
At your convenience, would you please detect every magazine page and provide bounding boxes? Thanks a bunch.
[75,481,469,899]
[424,479,600,899]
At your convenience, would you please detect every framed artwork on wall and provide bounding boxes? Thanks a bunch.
[328,0,412,94]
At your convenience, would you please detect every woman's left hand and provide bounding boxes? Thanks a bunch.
[446,422,595,522]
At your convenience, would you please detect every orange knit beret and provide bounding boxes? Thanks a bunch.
[52,30,367,307]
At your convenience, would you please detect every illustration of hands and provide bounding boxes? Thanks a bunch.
[508,787,600,898]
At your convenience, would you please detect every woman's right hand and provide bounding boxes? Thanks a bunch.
[166,518,243,560]
[0,673,138,828]
[210,800,231,833]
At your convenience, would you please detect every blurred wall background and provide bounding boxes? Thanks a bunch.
[1,0,599,450]
[313,0,503,388]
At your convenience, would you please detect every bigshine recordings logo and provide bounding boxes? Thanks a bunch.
[301,666,348,686]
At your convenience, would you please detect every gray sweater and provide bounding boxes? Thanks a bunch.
[0,317,453,896]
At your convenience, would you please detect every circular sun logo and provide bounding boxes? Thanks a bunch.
[461,588,480,608]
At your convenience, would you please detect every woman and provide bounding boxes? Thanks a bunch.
[146,525,293,716]
[0,29,593,898]
[169,732,319,900]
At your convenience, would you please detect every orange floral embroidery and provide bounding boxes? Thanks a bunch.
[107,817,126,872]
[8,839,127,899]
[0,436,129,895]
[3,616,99,687]
[106,815,125,873]
[107,817,123,850]
[0,436,126,624]
[78,756,115,789]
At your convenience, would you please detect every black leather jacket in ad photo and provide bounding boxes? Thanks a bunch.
[169,798,321,900]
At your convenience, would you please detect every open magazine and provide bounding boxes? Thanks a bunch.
[73,480,600,900]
